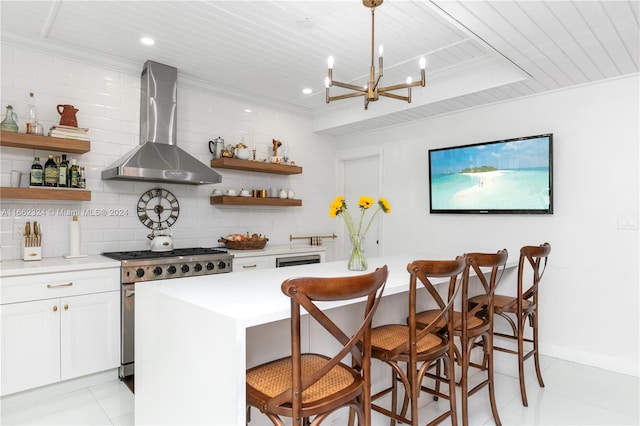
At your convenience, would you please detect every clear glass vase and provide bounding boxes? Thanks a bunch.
[348,234,367,271]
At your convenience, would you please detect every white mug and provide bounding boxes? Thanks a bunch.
[10,170,21,188]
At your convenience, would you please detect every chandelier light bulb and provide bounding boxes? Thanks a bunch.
[327,56,334,69]
[406,77,412,84]
[378,45,384,57]
[419,57,426,70]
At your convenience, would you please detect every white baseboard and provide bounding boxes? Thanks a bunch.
[540,342,639,377]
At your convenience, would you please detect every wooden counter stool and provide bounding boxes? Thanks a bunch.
[369,257,466,426]
[415,250,509,426]
[469,243,551,407]
[246,266,388,426]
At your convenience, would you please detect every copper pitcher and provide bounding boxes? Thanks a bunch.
[57,104,79,127]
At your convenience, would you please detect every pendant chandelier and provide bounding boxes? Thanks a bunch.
[325,0,426,110]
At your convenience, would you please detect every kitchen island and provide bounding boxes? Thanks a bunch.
[135,254,516,425]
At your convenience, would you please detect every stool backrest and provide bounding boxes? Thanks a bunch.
[403,257,466,359]
[277,265,388,417]
[519,243,551,303]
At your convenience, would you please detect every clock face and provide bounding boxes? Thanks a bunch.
[137,188,180,230]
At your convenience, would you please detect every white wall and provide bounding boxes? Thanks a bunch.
[333,74,640,376]
[0,43,339,260]
[2,41,638,377]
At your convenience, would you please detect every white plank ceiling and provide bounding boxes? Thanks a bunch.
[1,1,638,136]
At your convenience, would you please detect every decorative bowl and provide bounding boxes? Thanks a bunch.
[218,237,268,250]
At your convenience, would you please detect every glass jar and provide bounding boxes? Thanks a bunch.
[1,105,19,132]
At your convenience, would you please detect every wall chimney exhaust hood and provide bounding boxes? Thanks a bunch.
[102,60,221,185]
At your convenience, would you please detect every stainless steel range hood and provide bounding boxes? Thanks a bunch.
[102,60,221,185]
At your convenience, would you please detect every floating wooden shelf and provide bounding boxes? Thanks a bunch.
[210,196,301,207]
[0,131,90,154]
[0,187,91,201]
[210,158,302,175]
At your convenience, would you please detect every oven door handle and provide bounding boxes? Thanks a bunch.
[124,288,135,298]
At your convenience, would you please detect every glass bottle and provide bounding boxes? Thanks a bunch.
[1,105,19,132]
[30,156,43,186]
[78,166,86,189]
[58,154,69,187]
[44,155,58,187]
[70,158,79,188]
[25,92,38,134]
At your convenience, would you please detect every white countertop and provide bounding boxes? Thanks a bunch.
[222,243,327,259]
[0,255,121,277]
[137,254,465,328]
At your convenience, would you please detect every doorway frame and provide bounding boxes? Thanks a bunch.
[334,146,385,260]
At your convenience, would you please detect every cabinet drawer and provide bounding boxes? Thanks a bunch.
[1,268,119,304]
[233,256,275,272]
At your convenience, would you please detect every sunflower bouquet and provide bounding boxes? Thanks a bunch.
[329,196,391,270]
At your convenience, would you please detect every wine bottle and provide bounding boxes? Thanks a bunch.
[58,154,69,187]
[70,158,79,188]
[44,155,58,187]
[25,92,38,134]
[78,166,86,189]
[30,156,43,186]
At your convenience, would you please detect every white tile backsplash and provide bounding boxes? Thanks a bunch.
[1,42,338,261]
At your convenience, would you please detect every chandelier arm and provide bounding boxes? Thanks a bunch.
[329,92,367,102]
[378,92,410,102]
[378,79,424,93]
[331,80,368,92]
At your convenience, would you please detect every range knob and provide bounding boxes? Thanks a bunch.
[136,268,145,278]
[181,264,190,273]
[206,262,215,271]
[167,265,177,274]
[217,261,227,270]
[194,263,203,272]
[153,266,163,276]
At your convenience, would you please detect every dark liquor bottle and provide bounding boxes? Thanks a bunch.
[58,154,69,187]
[30,156,43,186]
[44,155,58,187]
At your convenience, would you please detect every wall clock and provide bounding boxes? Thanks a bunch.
[137,188,180,230]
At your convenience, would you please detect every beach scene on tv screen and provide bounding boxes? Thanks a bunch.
[430,137,551,211]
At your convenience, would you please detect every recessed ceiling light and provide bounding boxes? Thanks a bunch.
[302,88,313,95]
[140,37,155,46]
[244,108,252,113]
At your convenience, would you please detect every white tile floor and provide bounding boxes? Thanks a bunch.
[1,355,638,425]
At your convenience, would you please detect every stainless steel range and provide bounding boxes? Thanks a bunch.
[102,248,233,378]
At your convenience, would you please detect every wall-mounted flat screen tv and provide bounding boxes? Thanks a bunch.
[428,133,553,214]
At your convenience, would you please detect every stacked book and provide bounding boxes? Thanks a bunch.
[49,125,90,141]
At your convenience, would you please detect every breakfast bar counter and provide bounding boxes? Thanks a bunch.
[135,254,516,425]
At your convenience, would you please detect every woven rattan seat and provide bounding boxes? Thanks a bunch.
[370,257,465,426]
[415,310,484,331]
[246,354,357,404]
[370,325,444,353]
[246,266,388,425]
[468,243,551,407]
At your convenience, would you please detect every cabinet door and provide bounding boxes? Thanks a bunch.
[233,255,276,272]
[1,299,61,395]
[60,291,119,380]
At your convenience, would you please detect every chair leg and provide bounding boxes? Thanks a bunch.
[460,342,470,426]
[486,334,502,426]
[517,317,529,407]
[532,312,545,388]
[445,354,458,426]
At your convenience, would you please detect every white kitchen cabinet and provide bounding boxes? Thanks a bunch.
[0,265,119,396]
